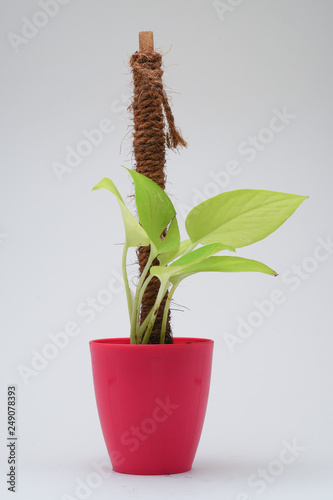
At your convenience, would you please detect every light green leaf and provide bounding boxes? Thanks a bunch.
[93,177,149,247]
[185,189,308,248]
[158,239,192,265]
[169,256,277,284]
[150,243,234,282]
[125,168,180,251]
[177,255,277,275]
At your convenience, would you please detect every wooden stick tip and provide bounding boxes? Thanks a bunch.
[139,31,154,52]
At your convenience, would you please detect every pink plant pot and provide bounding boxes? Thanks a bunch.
[90,337,214,475]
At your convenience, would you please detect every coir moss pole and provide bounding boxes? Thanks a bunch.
[129,31,187,344]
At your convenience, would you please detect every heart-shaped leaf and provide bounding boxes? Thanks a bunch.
[167,256,277,286]
[185,189,308,248]
[170,256,277,284]
[125,168,180,252]
[93,177,149,247]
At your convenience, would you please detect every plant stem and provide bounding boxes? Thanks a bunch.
[137,307,154,342]
[122,241,132,320]
[130,249,155,344]
[141,281,169,344]
[136,274,153,338]
[160,282,179,344]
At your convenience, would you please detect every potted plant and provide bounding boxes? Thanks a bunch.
[89,31,307,476]
[89,168,307,475]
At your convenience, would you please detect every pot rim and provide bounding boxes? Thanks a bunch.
[90,337,214,347]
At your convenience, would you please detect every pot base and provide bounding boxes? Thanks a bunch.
[112,465,192,476]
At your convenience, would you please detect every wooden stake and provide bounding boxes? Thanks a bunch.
[139,31,154,52]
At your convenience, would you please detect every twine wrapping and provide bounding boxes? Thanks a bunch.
[129,49,187,344]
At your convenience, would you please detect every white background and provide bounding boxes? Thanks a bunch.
[1,0,333,499]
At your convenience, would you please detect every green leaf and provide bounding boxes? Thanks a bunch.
[175,256,277,276]
[158,239,192,265]
[93,177,149,247]
[150,243,234,282]
[168,256,277,285]
[125,168,179,251]
[185,189,308,248]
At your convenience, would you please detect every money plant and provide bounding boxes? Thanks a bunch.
[93,168,307,344]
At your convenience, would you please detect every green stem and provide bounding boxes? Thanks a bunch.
[141,281,169,344]
[122,241,132,320]
[135,274,153,340]
[160,282,179,344]
[137,307,154,342]
[130,249,155,344]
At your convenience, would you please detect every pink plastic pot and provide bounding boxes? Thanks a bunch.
[90,337,214,475]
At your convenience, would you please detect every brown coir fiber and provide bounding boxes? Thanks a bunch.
[129,50,187,344]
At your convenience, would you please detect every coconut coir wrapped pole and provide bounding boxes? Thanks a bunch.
[130,31,187,344]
